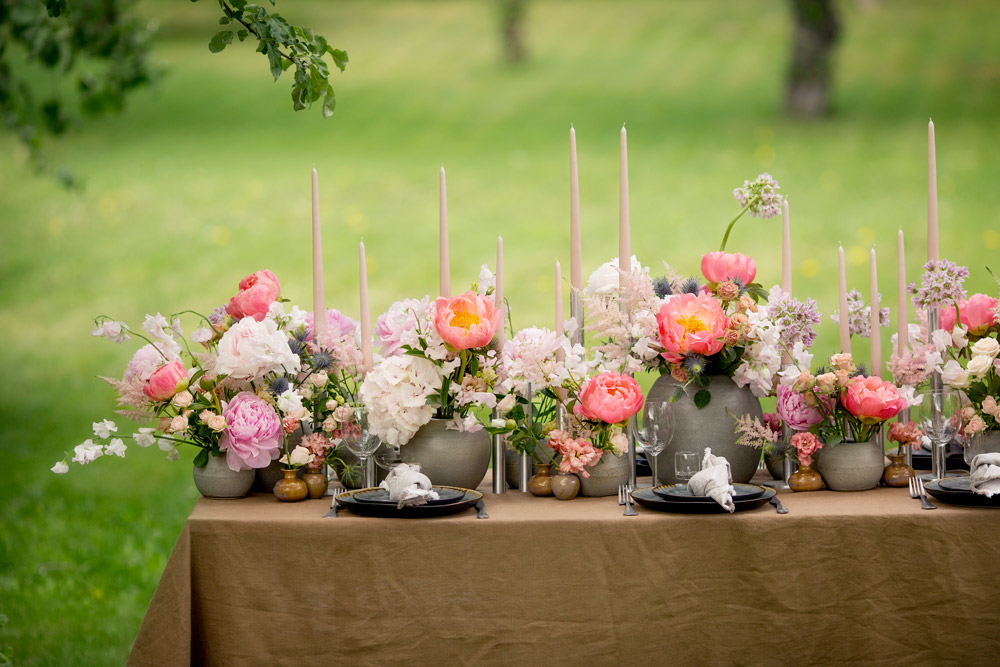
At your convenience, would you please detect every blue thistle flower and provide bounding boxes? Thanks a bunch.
[311,350,333,370]
[268,377,290,396]
[652,276,673,299]
[287,338,305,357]
[680,277,700,295]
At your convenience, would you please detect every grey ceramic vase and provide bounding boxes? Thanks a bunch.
[579,451,629,497]
[815,439,884,491]
[646,374,763,484]
[192,453,254,498]
[400,418,491,489]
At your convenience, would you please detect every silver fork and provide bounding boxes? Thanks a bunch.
[621,484,638,516]
[323,487,346,518]
[617,483,626,506]
[915,477,937,510]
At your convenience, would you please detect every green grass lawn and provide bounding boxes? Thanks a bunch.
[1,0,999,662]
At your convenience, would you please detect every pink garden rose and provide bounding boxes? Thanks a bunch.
[143,360,188,401]
[656,293,729,363]
[434,291,502,350]
[700,251,757,286]
[219,391,283,471]
[572,371,644,424]
[776,384,828,432]
[225,270,281,322]
[939,293,999,337]
[840,376,906,424]
[790,432,822,467]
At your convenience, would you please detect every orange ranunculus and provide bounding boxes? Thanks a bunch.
[656,293,728,363]
[433,291,503,350]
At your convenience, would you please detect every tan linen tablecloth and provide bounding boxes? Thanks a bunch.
[128,478,1000,666]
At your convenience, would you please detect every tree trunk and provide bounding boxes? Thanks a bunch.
[499,0,527,64]
[785,0,840,116]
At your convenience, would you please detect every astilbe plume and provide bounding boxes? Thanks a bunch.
[582,265,663,375]
[733,414,781,450]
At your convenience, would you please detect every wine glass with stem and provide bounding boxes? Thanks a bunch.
[339,404,381,488]
[917,386,961,480]
[631,397,675,487]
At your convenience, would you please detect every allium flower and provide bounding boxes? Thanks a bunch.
[766,286,821,350]
[215,316,301,380]
[908,259,969,311]
[360,355,443,446]
[219,391,283,471]
[830,289,889,338]
[733,173,783,218]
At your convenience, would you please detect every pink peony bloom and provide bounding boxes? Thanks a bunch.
[790,432,822,467]
[225,270,281,322]
[572,371,644,425]
[143,360,188,401]
[219,391,283,471]
[840,376,906,424]
[700,251,757,286]
[433,291,502,350]
[305,308,358,342]
[939,293,999,336]
[776,384,828,432]
[656,293,729,363]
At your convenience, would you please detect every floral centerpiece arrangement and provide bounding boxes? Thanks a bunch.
[55,269,362,499]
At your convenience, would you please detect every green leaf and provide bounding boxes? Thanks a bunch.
[208,30,233,53]
[193,448,209,468]
[237,29,249,42]
[219,16,230,24]
[693,389,711,409]
[330,48,349,71]
[824,433,843,447]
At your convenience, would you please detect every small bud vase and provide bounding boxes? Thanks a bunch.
[788,463,824,492]
[882,453,914,488]
[273,469,308,502]
[301,467,329,499]
[550,471,580,500]
[527,463,554,497]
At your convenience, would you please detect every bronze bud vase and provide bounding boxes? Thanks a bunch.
[550,470,580,500]
[527,463,554,497]
[788,463,824,492]
[301,467,329,499]
[273,469,309,502]
[882,453,914,488]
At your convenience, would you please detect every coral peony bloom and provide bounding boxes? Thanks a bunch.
[656,293,729,363]
[572,372,644,424]
[776,384,828,431]
[225,270,281,322]
[143,360,188,401]
[700,251,757,286]
[434,291,502,350]
[219,392,283,471]
[840,376,906,424]
[939,293,999,336]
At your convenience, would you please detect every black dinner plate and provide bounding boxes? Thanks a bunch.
[352,486,466,506]
[938,477,972,492]
[652,483,766,502]
[335,486,482,518]
[923,479,1000,508]
[631,486,775,514]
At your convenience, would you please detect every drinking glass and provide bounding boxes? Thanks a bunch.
[917,387,960,480]
[633,398,675,486]
[339,404,381,488]
[674,451,700,488]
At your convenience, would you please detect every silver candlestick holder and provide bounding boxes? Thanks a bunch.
[491,408,506,494]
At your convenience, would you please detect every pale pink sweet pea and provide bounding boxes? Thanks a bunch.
[939,293,999,336]
[656,293,729,363]
[700,251,757,286]
[219,392,283,471]
[225,270,281,322]
[573,372,644,424]
[776,384,828,431]
[143,360,188,401]
[840,376,906,424]
[433,291,502,350]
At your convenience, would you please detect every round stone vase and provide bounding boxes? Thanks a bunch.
[579,452,629,497]
[192,452,254,499]
[815,439,884,491]
[646,374,763,485]
[399,418,491,489]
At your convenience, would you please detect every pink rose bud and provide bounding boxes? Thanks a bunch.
[144,360,188,402]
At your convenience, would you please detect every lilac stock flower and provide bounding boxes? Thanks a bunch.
[908,259,969,311]
[733,173,783,219]
[830,289,890,338]
[767,287,821,350]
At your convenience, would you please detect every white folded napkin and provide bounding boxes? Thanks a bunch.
[379,463,440,508]
[970,452,1000,498]
[687,448,736,513]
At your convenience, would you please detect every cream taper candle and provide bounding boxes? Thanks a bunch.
[439,165,450,297]
[870,247,881,378]
[838,244,850,354]
[359,241,372,373]
[311,167,327,340]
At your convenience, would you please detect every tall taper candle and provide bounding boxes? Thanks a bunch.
[570,126,582,291]
[359,241,373,373]
[311,167,327,340]
[619,125,630,277]
[897,229,908,354]
[870,247,881,378]
[838,244,850,353]
[439,165,450,297]
[781,199,792,294]
[927,119,939,262]
[555,260,565,362]
[495,235,505,346]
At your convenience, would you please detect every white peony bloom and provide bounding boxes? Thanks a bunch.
[941,359,970,389]
[215,317,301,380]
[133,428,156,447]
[584,255,643,296]
[971,337,1000,360]
[277,389,309,421]
[968,355,993,378]
[104,438,127,457]
[92,419,118,439]
[50,461,69,474]
[360,355,443,446]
